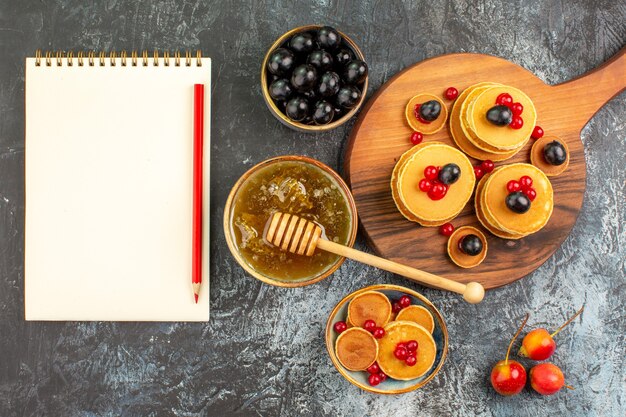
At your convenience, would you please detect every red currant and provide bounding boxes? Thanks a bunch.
[413,104,431,124]
[363,320,376,332]
[439,222,455,237]
[418,179,432,192]
[424,165,438,180]
[372,327,385,339]
[366,362,380,374]
[532,125,544,139]
[496,93,513,107]
[523,187,537,201]
[406,340,419,352]
[445,87,459,100]
[481,159,495,173]
[405,355,417,367]
[368,373,382,386]
[507,180,521,193]
[510,102,523,116]
[333,321,347,334]
[410,131,423,145]
[378,372,387,382]
[399,295,411,308]
[394,346,409,360]
[392,302,402,314]
[428,182,447,200]
[520,175,533,187]
[396,342,407,350]
[510,116,523,129]
[474,166,484,180]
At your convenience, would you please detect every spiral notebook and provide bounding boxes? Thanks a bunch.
[24,51,210,321]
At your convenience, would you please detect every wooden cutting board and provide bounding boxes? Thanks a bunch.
[344,49,625,290]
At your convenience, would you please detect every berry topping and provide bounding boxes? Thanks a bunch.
[507,180,521,193]
[543,141,567,166]
[267,48,296,77]
[316,26,342,50]
[285,96,310,121]
[394,346,409,360]
[406,340,419,352]
[366,362,380,374]
[418,179,432,192]
[316,71,341,98]
[474,166,484,180]
[424,165,439,180]
[289,32,315,54]
[481,160,495,173]
[378,372,387,382]
[445,87,459,100]
[419,100,442,122]
[312,100,335,125]
[363,319,376,332]
[410,131,424,145]
[333,321,347,334]
[519,175,533,188]
[342,60,368,85]
[368,373,382,386]
[440,222,455,237]
[405,355,417,367]
[459,234,483,256]
[392,302,402,313]
[336,86,361,109]
[427,182,448,200]
[506,191,531,214]
[290,64,318,92]
[438,163,461,185]
[510,102,524,116]
[509,116,524,130]
[496,93,513,106]
[486,105,513,126]
[372,327,385,339]
[523,187,537,201]
[396,342,407,350]
[532,125,544,139]
[399,295,411,308]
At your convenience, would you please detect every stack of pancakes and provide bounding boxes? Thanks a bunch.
[450,82,536,162]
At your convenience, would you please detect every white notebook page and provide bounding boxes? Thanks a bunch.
[25,56,210,321]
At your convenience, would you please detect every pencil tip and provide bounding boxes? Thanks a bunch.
[194,293,199,304]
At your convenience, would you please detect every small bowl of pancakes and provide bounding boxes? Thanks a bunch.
[325,284,448,394]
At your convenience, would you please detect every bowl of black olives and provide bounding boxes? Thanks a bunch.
[262,25,369,132]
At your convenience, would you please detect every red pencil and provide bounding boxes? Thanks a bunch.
[192,84,204,303]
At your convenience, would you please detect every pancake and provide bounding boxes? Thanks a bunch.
[474,174,527,239]
[530,136,570,177]
[395,305,435,333]
[347,291,392,328]
[377,321,437,380]
[405,94,448,134]
[335,328,379,371]
[447,226,488,268]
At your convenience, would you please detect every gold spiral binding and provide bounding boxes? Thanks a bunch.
[33,50,204,67]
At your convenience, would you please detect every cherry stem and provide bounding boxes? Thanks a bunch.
[564,385,575,390]
[551,306,584,338]
[505,313,529,364]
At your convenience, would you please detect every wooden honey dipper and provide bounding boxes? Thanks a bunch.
[265,212,485,304]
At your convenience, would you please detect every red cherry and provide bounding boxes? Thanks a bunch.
[507,180,521,193]
[333,321,347,334]
[399,295,411,308]
[510,116,523,129]
[392,302,402,314]
[410,131,423,145]
[372,327,385,339]
[363,320,376,332]
[439,222,455,237]
[496,93,513,106]
[368,373,382,386]
[424,165,438,180]
[523,187,537,201]
[510,102,523,116]
[405,355,417,366]
[481,159,495,173]
[394,346,409,360]
[366,362,380,374]
[406,340,419,352]
[418,179,432,192]
[520,175,533,187]
[445,87,459,100]
[378,372,387,382]
[427,182,447,200]
[474,166,484,180]
[532,125,544,139]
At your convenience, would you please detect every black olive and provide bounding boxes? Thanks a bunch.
[419,100,441,121]
[285,96,310,122]
[506,191,531,214]
[317,71,341,98]
[486,105,513,126]
[316,26,342,50]
[335,48,355,66]
[313,100,335,125]
[336,86,361,109]
[342,60,368,84]
[289,32,315,54]
[267,48,295,77]
[459,234,483,256]
[290,64,318,92]
[306,50,334,71]
[543,141,567,166]
[268,78,293,101]
[438,163,461,185]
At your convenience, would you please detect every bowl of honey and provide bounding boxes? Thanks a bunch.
[224,155,358,287]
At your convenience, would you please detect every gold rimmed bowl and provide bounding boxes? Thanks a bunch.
[224,155,358,287]
[325,284,449,394]
[261,25,368,132]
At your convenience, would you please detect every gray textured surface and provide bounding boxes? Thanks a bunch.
[0,0,624,416]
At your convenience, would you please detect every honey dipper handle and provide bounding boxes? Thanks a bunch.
[316,239,485,304]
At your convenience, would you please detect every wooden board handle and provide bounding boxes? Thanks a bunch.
[552,47,625,129]
[317,239,485,304]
